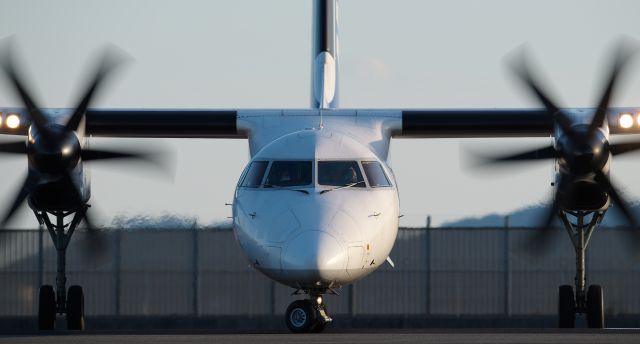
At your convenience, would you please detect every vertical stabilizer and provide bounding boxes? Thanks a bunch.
[311,0,339,109]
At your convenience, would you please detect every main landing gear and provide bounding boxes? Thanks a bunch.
[34,205,88,331]
[285,293,332,333]
[557,210,605,329]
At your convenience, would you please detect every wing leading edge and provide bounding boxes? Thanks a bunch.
[398,108,640,137]
[0,109,244,138]
[400,109,552,138]
[85,109,242,138]
[0,107,638,139]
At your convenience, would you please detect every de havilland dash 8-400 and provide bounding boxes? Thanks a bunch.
[2,0,640,333]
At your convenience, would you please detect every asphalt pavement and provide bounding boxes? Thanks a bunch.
[1,329,639,344]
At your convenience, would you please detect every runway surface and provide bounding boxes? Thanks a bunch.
[1,329,639,344]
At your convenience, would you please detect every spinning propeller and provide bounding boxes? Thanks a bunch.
[477,43,640,250]
[0,44,165,245]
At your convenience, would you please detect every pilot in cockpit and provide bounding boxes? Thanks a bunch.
[342,166,358,185]
[279,170,292,183]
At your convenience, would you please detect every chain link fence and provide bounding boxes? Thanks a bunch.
[1,227,639,318]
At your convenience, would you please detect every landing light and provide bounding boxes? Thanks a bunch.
[316,296,323,305]
[6,114,20,129]
[619,113,634,129]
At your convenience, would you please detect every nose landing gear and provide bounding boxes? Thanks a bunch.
[285,294,332,333]
[35,206,88,331]
[557,210,605,329]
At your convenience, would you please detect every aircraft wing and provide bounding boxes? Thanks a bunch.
[0,107,638,139]
[85,109,243,138]
[397,109,552,138]
[0,108,245,138]
[396,108,640,138]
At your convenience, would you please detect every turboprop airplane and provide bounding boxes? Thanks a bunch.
[1,0,640,333]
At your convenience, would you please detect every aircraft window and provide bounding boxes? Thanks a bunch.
[318,161,366,187]
[265,161,312,187]
[362,161,391,187]
[241,161,269,187]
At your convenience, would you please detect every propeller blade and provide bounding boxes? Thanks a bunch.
[81,207,107,262]
[0,45,51,137]
[481,145,556,164]
[508,52,577,139]
[60,171,107,263]
[610,141,640,156]
[594,171,640,248]
[527,200,561,253]
[0,140,28,155]
[525,177,567,254]
[589,43,638,136]
[1,171,38,226]
[80,148,150,162]
[594,171,638,227]
[509,55,560,114]
[65,47,128,132]
[83,208,97,230]
[81,147,173,178]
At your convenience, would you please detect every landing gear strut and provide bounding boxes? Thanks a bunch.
[35,205,87,331]
[557,210,605,329]
[285,292,332,333]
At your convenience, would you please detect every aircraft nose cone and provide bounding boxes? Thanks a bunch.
[282,230,347,282]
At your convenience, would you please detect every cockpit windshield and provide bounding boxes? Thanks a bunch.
[265,161,312,187]
[318,161,366,187]
[362,161,391,187]
[240,161,268,188]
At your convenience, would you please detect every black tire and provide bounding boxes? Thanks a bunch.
[311,304,330,333]
[587,285,605,329]
[558,285,576,328]
[38,285,56,331]
[67,285,85,330]
[285,300,317,333]
[312,321,327,333]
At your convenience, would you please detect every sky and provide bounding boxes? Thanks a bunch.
[1,0,640,227]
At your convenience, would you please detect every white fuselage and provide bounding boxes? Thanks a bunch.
[232,114,400,289]
[234,0,400,290]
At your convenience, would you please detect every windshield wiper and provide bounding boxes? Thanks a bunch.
[262,184,309,194]
[319,181,365,195]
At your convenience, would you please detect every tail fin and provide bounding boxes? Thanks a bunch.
[311,0,339,109]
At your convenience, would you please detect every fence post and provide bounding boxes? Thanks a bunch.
[192,223,199,318]
[503,216,511,317]
[114,230,121,317]
[425,216,431,315]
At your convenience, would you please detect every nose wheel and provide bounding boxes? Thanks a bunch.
[285,296,332,333]
[38,284,85,331]
[66,285,86,330]
[558,284,604,328]
[38,285,56,330]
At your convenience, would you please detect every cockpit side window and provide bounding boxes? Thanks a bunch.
[362,161,391,187]
[265,161,312,187]
[318,161,366,187]
[240,161,269,187]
